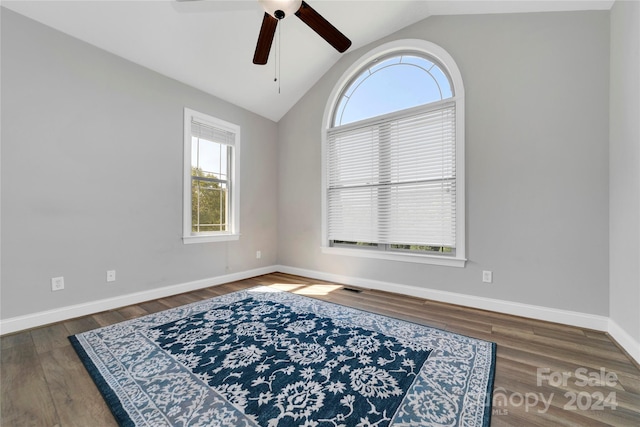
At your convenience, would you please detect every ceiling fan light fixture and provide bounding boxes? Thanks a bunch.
[258,0,302,20]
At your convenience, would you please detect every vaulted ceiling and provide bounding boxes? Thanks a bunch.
[3,0,613,121]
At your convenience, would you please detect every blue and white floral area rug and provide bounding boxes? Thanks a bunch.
[69,287,496,427]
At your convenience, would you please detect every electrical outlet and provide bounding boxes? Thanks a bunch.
[482,270,493,283]
[106,270,116,282]
[256,250,261,259]
[51,276,65,291]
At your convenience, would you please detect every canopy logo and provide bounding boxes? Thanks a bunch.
[492,367,618,415]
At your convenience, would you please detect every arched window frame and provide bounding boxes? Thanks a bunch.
[321,39,466,267]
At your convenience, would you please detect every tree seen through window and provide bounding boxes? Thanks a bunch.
[191,166,227,232]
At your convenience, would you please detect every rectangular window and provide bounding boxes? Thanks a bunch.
[183,108,240,244]
[326,102,461,263]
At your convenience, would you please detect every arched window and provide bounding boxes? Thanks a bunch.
[322,40,466,267]
[333,53,453,126]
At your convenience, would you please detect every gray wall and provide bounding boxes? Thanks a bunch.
[610,1,640,343]
[1,9,278,319]
[278,11,611,315]
[1,8,620,325]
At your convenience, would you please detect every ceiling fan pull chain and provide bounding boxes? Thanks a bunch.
[276,23,281,94]
[273,24,278,85]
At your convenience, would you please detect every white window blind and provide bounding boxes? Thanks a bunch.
[327,102,456,248]
[191,120,236,147]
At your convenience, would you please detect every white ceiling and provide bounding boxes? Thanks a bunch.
[2,0,614,122]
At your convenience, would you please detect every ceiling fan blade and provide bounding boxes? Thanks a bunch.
[253,12,279,65]
[295,1,351,53]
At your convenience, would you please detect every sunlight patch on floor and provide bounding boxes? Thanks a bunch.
[264,283,344,295]
[292,284,343,296]
[266,283,305,292]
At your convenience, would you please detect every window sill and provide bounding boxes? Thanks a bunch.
[183,233,240,244]
[321,246,466,268]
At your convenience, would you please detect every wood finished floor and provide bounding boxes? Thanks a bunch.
[2,272,639,426]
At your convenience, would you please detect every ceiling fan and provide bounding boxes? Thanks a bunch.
[177,0,352,65]
[253,0,352,65]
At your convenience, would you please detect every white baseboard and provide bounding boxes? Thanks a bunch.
[0,266,277,336]
[608,318,640,365]
[276,265,611,332]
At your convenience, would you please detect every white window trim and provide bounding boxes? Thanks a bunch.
[183,108,240,244]
[321,39,466,267]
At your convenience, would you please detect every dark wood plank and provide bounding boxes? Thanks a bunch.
[64,316,102,336]
[39,345,116,426]
[138,299,172,314]
[116,304,149,320]
[92,310,127,328]
[1,331,34,350]
[30,323,72,354]
[0,339,59,426]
